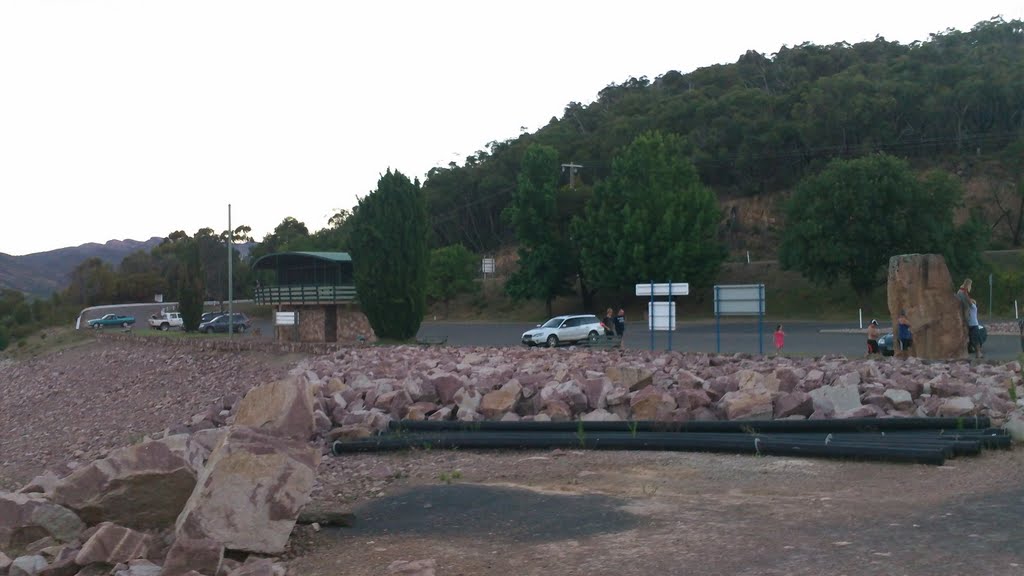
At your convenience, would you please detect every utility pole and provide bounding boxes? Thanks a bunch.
[561,162,583,188]
[228,204,233,339]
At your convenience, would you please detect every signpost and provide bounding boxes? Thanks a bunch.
[713,284,766,354]
[481,257,496,278]
[635,282,689,351]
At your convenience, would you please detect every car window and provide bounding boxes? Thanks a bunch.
[542,318,563,328]
[563,318,580,328]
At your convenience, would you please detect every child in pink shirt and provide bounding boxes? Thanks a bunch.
[774,324,785,355]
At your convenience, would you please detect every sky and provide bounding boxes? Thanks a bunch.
[1,1,1022,256]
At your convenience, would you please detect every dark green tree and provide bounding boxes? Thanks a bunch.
[504,144,573,316]
[426,244,479,314]
[349,169,430,340]
[573,131,725,297]
[779,154,982,304]
[175,240,206,331]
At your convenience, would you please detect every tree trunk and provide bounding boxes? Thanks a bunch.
[545,297,553,318]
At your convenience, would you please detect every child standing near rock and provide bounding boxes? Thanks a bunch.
[774,324,785,355]
[897,310,913,359]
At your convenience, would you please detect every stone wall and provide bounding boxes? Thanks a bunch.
[275,305,375,344]
[887,253,967,360]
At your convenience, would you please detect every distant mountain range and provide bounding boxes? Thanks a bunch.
[0,237,166,296]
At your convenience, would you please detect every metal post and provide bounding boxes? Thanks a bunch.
[667,280,673,352]
[649,279,655,352]
[859,308,863,329]
[715,286,721,353]
[228,204,233,339]
[758,284,764,355]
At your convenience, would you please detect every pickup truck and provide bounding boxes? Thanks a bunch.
[148,311,184,331]
[87,313,135,329]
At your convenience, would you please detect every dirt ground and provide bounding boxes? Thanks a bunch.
[298,446,1024,576]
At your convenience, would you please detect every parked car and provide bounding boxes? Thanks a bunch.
[200,312,224,323]
[521,314,604,348]
[148,310,184,331]
[198,313,251,334]
[877,324,987,356]
[87,313,135,329]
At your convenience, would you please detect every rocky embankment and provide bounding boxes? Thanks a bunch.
[3,340,1023,576]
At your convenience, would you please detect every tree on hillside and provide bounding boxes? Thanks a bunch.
[426,244,479,315]
[65,257,117,306]
[250,217,311,260]
[779,154,984,304]
[573,131,725,298]
[504,144,574,317]
[349,169,430,340]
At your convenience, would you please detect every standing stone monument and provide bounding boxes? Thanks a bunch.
[887,254,967,360]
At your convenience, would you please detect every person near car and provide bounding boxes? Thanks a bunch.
[968,298,983,358]
[614,308,626,346]
[897,310,913,359]
[602,308,615,337]
[866,319,880,355]
[956,279,972,329]
[773,324,785,355]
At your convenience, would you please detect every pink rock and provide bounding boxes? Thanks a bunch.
[405,402,438,421]
[479,380,523,419]
[674,388,712,411]
[937,397,976,417]
[453,387,482,415]
[630,387,677,420]
[429,374,465,404]
[689,407,719,421]
[580,409,621,422]
[0,493,84,552]
[582,378,613,410]
[705,376,738,402]
[160,536,223,576]
[773,392,813,419]
[542,400,572,421]
[718,388,773,420]
[233,376,316,441]
[74,522,152,566]
[428,406,453,421]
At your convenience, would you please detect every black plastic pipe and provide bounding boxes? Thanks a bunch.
[389,416,991,434]
[333,432,948,465]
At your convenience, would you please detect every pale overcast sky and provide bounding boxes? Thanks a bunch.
[1,1,1021,256]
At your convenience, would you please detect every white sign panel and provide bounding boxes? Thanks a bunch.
[714,284,765,316]
[274,311,297,326]
[481,258,496,274]
[635,282,690,296]
[647,302,677,331]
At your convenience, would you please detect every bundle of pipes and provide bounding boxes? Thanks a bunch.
[330,417,1011,466]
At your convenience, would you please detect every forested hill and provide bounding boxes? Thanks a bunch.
[423,17,1024,253]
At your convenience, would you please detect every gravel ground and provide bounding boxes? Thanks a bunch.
[0,338,294,488]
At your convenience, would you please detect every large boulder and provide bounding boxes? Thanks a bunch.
[174,426,319,554]
[233,376,316,440]
[886,254,967,359]
[161,537,224,576]
[0,493,84,553]
[718,388,773,420]
[73,523,151,566]
[630,387,677,420]
[49,435,204,529]
[479,380,522,419]
[605,367,653,392]
[808,384,862,414]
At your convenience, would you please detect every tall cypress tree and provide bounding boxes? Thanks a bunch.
[349,169,429,340]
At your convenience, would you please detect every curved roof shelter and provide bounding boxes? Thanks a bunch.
[252,251,353,287]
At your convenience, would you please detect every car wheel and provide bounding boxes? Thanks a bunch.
[122,322,129,328]
[237,325,247,333]
[92,323,99,330]
[588,330,599,343]
[546,335,558,348]
[160,323,169,331]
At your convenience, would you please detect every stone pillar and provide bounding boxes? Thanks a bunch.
[887,254,967,360]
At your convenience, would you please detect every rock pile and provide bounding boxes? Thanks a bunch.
[297,347,1024,441]
[0,375,318,576]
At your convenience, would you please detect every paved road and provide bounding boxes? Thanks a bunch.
[78,305,1022,361]
[417,320,1024,361]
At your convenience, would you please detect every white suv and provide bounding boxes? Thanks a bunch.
[521,314,604,348]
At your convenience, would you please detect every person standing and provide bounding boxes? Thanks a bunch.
[968,298,983,358]
[602,307,615,338]
[614,308,626,347]
[774,324,785,355]
[866,319,880,355]
[956,279,972,330]
[897,310,913,359]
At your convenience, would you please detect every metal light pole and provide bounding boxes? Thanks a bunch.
[228,204,234,339]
